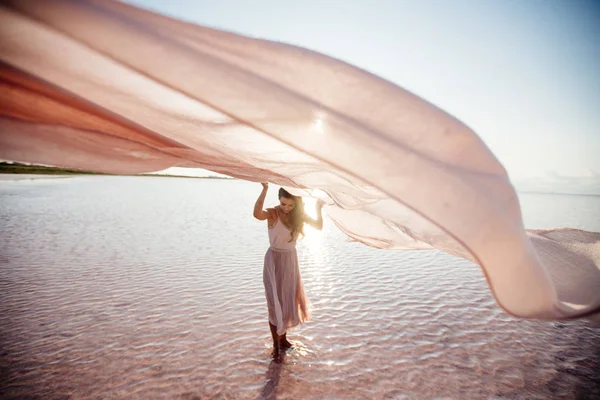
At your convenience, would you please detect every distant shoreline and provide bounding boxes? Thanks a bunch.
[518,190,600,198]
[0,163,233,180]
[2,163,596,195]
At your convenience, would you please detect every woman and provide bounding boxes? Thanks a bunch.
[253,182,324,360]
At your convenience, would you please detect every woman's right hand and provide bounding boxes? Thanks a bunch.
[261,182,269,190]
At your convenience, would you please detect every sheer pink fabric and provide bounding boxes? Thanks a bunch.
[1,0,598,320]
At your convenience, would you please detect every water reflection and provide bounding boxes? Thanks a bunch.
[1,177,599,399]
[547,323,600,399]
[258,358,284,400]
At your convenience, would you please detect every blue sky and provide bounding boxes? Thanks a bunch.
[128,0,600,194]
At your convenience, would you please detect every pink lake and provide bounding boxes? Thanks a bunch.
[1,176,599,399]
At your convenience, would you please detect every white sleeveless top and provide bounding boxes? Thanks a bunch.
[268,214,296,252]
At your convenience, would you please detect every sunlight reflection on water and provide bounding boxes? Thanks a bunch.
[0,176,598,399]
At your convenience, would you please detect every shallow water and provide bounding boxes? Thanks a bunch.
[1,176,599,399]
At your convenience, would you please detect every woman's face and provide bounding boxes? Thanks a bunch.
[279,197,295,214]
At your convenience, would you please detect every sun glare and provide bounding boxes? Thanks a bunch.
[302,196,325,248]
[313,113,326,134]
[304,196,318,220]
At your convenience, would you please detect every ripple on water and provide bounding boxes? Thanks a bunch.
[1,177,599,399]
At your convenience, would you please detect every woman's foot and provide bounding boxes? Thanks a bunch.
[269,322,281,358]
[271,344,280,358]
[271,339,283,363]
[281,333,292,350]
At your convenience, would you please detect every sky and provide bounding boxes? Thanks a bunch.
[128,0,600,194]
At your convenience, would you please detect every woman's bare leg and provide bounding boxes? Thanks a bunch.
[269,322,280,358]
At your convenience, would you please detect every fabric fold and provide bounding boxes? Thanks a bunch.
[1,0,598,320]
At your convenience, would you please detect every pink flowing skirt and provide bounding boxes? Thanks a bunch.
[263,248,310,335]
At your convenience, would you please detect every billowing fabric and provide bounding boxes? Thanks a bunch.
[264,218,310,335]
[1,0,598,320]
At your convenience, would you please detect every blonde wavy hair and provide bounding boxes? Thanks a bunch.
[278,188,305,242]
